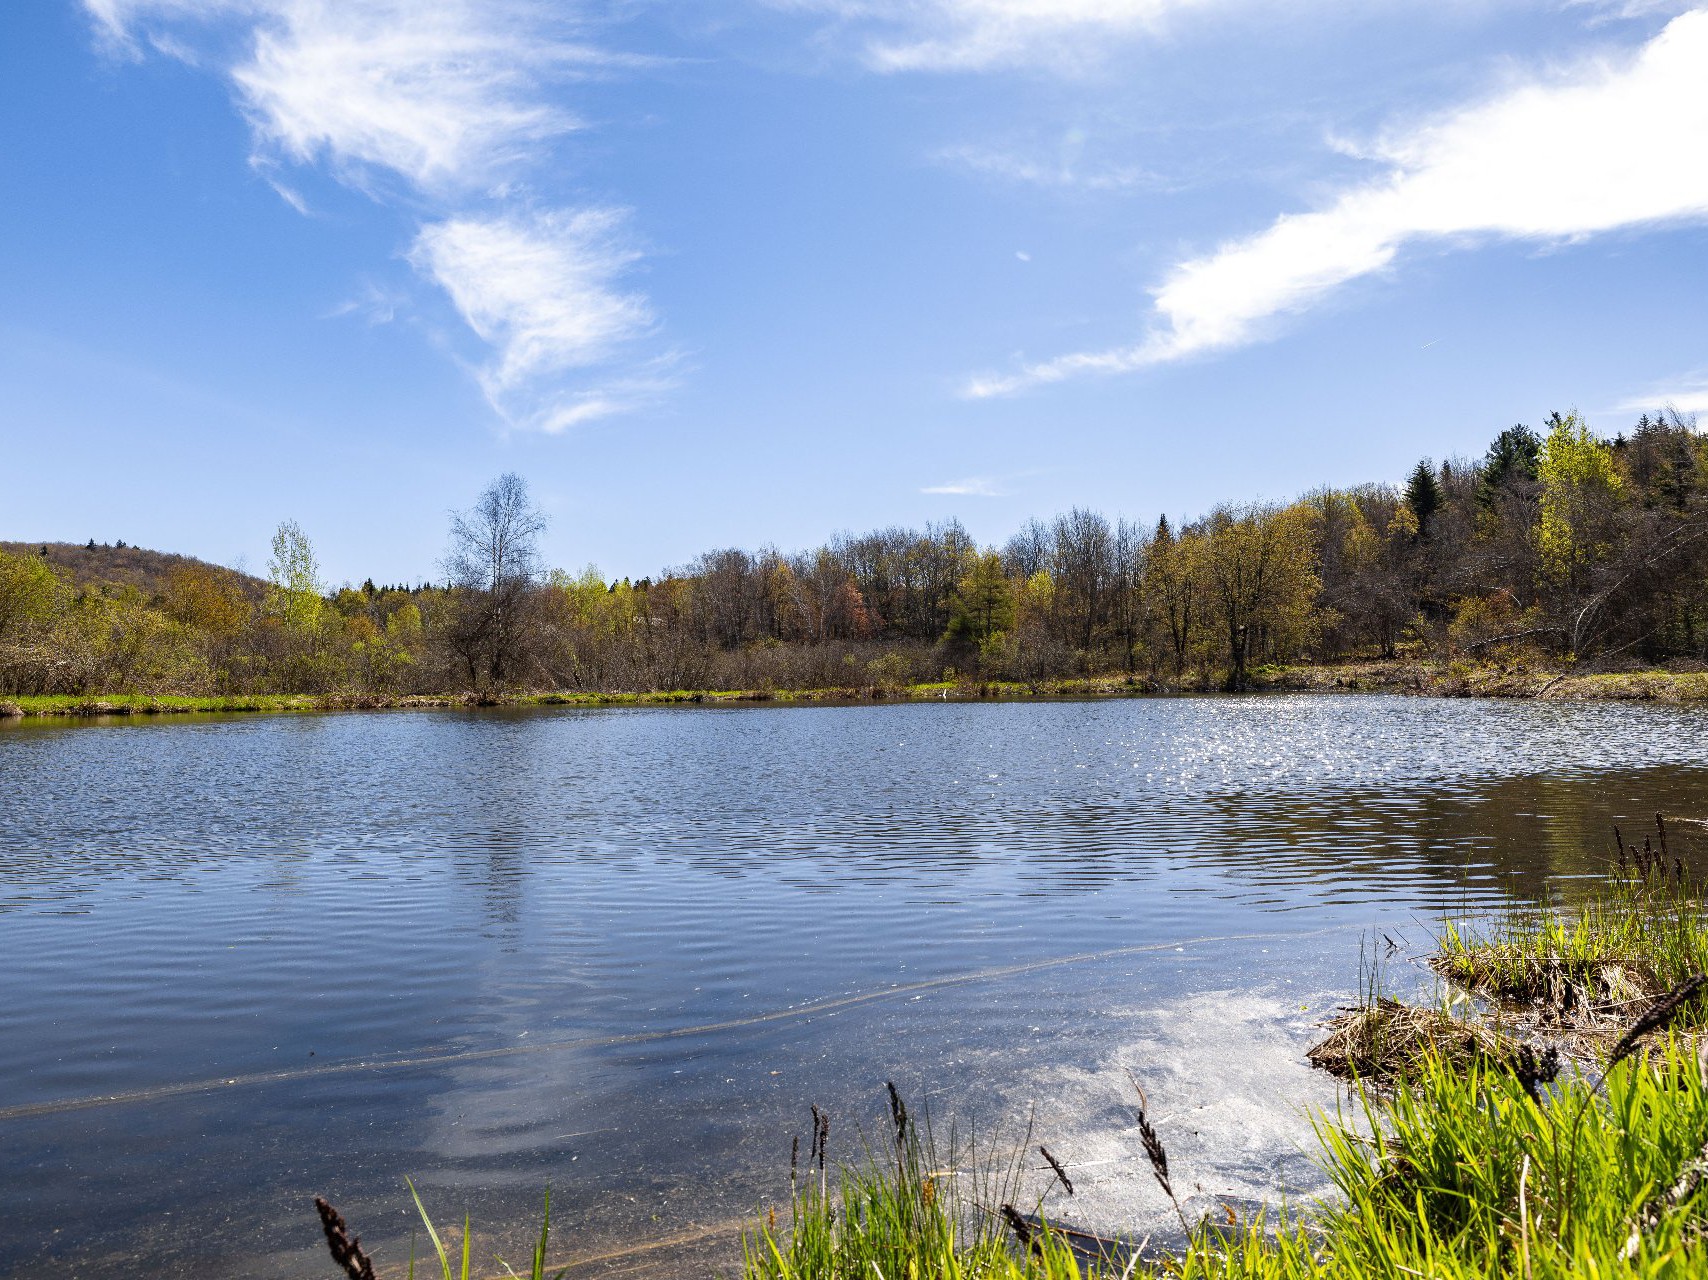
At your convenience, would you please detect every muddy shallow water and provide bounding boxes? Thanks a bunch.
[3,694,1707,1276]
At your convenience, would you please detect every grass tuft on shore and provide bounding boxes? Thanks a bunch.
[1431,829,1708,1057]
[1300,1041,1708,1278]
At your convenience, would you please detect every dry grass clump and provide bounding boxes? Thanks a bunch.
[1429,949,1652,1019]
[1306,997,1552,1087]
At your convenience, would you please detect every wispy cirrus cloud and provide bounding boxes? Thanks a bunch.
[790,0,1224,72]
[324,278,409,326]
[1616,374,1708,417]
[966,8,1708,398]
[410,210,659,432]
[921,475,1005,496]
[936,137,1156,191]
[85,0,662,430]
[234,4,598,194]
[86,0,611,191]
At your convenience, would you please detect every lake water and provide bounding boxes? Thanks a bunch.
[3,694,1707,1277]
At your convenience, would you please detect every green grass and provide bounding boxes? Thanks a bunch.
[0,677,1161,720]
[735,1044,1708,1280]
[741,1108,1083,1280]
[734,867,1708,1280]
[15,660,1708,722]
[1433,855,1708,1049]
[735,1047,1708,1280]
[0,692,344,716]
[405,1179,569,1280]
[1203,1043,1708,1278]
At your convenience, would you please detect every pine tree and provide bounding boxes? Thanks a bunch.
[1404,459,1442,536]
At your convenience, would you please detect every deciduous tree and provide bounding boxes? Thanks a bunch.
[444,473,548,689]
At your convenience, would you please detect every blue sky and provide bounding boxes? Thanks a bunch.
[4,1,1707,585]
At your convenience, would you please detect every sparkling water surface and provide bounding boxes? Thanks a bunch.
[3,695,1707,1276]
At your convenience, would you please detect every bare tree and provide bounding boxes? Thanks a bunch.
[1051,507,1114,657]
[444,473,548,689]
[1003,517,1051,580]
[690,548,759,650]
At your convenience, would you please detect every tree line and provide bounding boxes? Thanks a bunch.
[3,409,1706,699]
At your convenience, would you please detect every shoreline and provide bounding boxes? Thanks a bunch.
[6,661,1708,721]
[318,855,1708,1280]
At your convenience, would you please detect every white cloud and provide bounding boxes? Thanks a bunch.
[1616,375,1708,417]
[793,0,1223,72]
[88,0,608,192]
[967,8,1708,397]
[937,140,1154,190]
[235,2,598,194]
[86,0,661,432]
[1573,0,1701,22]
[325,279,408,325]
[251,160,311,213]
[921,476,1005,496]
[410,211,656,432]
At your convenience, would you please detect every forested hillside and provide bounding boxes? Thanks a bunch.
[0,541,268,598]
[3,410,1704,699]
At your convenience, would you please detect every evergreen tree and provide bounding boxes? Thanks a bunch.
[1478,424,1543,507]
[1404,459,1443,535]
[943,551,1014,659]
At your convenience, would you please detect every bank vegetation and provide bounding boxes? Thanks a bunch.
[7,410,1708,707]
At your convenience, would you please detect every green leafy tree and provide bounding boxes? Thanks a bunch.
[267,519,324,633]
[0,549,66,694]
[1203,503,1320,690]
[1143,516,1209,678]
[943,551,1015,667]
[1538,413,1625,583]
[0,548,63,641]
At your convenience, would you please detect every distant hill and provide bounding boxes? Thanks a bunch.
[0,541,267,599]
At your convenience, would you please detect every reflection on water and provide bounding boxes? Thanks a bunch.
[2,695,1707,1276]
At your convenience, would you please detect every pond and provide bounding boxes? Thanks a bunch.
[2,694,1706,1276]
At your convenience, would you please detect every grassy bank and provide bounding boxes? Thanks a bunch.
[312,848,1708,1280]
[11,660,1708,722]
[735,858,1708,1279]
[1247,659,1708,702]
[0,681,1152,719]
[0,693,428,718]
[737,1050,1708,1279]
